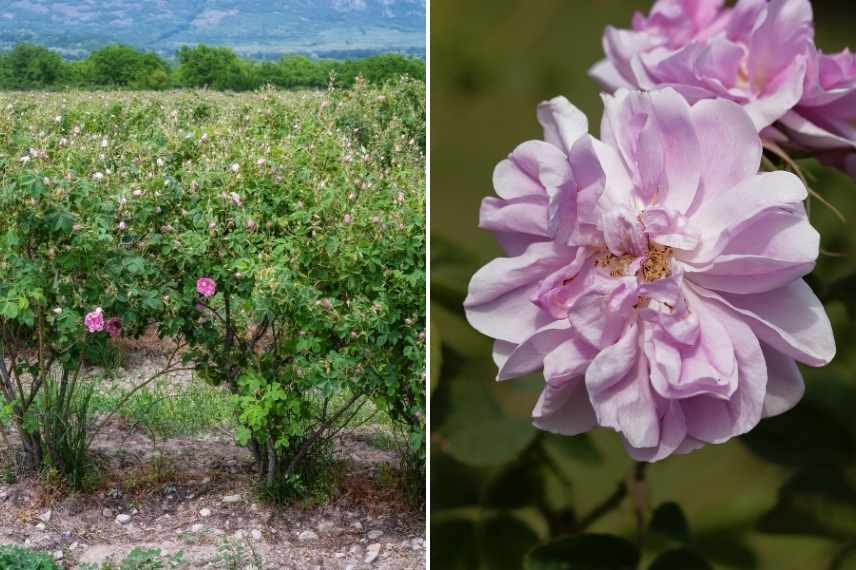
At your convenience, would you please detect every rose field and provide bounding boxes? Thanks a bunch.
[0,79,425,569]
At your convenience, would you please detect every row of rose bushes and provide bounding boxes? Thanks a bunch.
[0,77,426,498]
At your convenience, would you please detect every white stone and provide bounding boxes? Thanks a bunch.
[367,530,383,540]
[115,514,131,525]
[365,543,381,564]
[251,529,263,541]
[411,538,425,550]
[317,520,335,533]
[35,523,46,531]
[102,508,113,518]
[234,530,246,540]
[350,521,363,531]
[298,530,318,542]
[191,524,204,533]
[222,494,241,504]
[39,510,52,523]
[53,551,63,560]
[200,508,212,518]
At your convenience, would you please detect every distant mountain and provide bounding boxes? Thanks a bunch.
[0,0,425,59]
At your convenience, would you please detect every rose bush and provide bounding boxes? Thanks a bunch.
[0,77,426,497]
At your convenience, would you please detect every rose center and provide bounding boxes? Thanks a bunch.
[592,242,673,282]
[640,243,673,282]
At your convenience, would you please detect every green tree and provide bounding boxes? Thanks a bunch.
[85,44,169,88]
[5,43,65,87]
[176,44,257,90]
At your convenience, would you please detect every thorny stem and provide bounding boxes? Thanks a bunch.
[577,480,628,532]
[631,462,649,545]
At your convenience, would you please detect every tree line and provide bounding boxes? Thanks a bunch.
[0,43,425,91]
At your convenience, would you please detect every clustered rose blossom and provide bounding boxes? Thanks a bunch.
[465,89,835,461]
[105,317,123,338]
[84,307,105,333]
[590,0,856,178]
[778,49,856,177]
[196,277,217,298]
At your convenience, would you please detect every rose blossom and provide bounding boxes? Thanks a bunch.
[84,307,105,333]
[776,48,856,178]
[465,89,835,461]
[105,317,122,338]
[590,0,815,130]
[196,277,217,298]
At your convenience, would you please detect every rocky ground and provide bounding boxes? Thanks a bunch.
[0,348,425,569]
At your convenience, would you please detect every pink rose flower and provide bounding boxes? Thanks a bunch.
[465,89,835,461]
[777,48,856,178]
[84,307,104,333]
[590,0,815,130]
[105,317,122,338]
[196,277,217,298]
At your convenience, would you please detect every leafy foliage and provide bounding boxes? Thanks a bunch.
[0,545,59,570]
[0,43,425,92]
[0,79,425,498]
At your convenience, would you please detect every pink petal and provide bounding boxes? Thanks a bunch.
[532,379,597,436]
[681,298,766,444]
[465,242,572,343]
[492,140,571,201]
[497,320,574,381]
[625,400,688,462]
[690,98,762,198]
[747,0,813,96]
[537,96,589,154]
[691,279,835,367]
[588,58,633,92]
[586,324,660,449]
[479,196,549,239]
[761,343,805,418]
[685,171,807,265]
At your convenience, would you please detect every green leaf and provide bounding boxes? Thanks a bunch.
[431,518,479,569]
[541,432,603,467]
[483,514,542,570]
[0,298,19,319]
[445,416,536,468]
[741,399,856,467]
[649,502,691,545]
[758,468,856,540]
[648,548,712,570]
[235,425,252,446]
[432,513,540,570]
[524,534,639,570]
[126,257,146,274]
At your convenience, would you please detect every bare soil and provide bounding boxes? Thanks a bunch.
[0,347,425,569]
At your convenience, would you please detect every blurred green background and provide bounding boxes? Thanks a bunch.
[430,1,856,569]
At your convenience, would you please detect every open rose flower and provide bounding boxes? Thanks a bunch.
[196,277,217,298]
[590,0,815,130]
[776,48,856,178]
[464,88,835,461]
[105,317,123,338]
[84,307,105,333]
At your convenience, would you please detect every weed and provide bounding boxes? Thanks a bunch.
[214,536,264,570]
